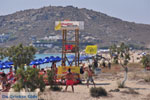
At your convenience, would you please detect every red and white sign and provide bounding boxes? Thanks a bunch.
[55,21,84,30]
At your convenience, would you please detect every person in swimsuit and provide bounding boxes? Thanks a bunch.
[65,68,74,92]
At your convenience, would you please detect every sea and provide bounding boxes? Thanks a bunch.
[1,53,91,73]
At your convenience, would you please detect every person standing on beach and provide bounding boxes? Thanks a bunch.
[65,68,74,92]
[108,61,111,69]
[93,58,98,69]
[80,63,85,74]
[51,62,57,82]
[85,65,95,88]
[102,61,106,68]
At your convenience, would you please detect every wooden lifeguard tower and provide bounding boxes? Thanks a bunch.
[55,21,84,66]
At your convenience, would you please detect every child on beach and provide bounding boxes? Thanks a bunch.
[65,68,74,92]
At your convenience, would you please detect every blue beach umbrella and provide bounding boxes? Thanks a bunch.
[34,60,41,65]
[49,57,55,62]
[0,64,3,69]
[49,56,54,59]
[30,59,44,66]
[34,60,40,65]
[0,64,12,69]
[43,57,50,63]
[29,60,35,65]
[49,56,55,62]
[55,56,61,62]
[38,58,44,64]
[4,61,13,65]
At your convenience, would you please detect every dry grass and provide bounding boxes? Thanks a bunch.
[128,63,143,72]
[101,64,121,74]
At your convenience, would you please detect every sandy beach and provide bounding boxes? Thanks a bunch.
[38,63,150,100]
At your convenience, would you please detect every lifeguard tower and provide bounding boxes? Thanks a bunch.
[55,21,84,67]
[55,21,84,84]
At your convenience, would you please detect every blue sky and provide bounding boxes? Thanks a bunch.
[0,0,150,24]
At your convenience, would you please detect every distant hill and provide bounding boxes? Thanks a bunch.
[0,5,150,51]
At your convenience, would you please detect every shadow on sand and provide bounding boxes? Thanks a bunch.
[81,83,111,86]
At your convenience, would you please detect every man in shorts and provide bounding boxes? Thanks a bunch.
[65,68,74,92]
[86,65,95,88]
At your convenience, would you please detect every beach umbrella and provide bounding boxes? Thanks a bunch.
[34,60,40,65]
[4,61,13,65]
[49,56,55,62]
[29,60,35,65]
[49,56,54,59]
[33,59,43,65]
[30,59,44,66]
[38,58,44,64]
[0,64,3,69]
[43,57,50,63]
[30,60,40,65]
[55,56,61,62]
[0,64,12,69]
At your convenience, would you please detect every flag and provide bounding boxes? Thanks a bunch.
[55,21,61,30]
[65,45,73,50]
[85,45,97,54]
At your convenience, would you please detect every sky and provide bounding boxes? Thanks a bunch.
[0,0,150,24]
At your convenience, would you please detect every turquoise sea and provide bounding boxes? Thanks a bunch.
[1,53,62,73]
[1,53,90,73]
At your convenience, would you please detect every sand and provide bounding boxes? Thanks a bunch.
[39,67,150,100]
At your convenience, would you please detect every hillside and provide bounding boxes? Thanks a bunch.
[0,6,150,51]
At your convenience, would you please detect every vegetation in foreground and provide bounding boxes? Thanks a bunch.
[90,87,107,97]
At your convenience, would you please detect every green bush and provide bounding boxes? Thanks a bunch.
[90,87,107,97]
[13,67,45,92]
[12,82,22,92]
[47,70,55,87]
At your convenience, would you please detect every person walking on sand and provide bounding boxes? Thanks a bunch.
[65,68,74,92]
[85,65,95,88]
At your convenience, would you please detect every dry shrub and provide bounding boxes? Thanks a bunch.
[90,87,107,97]
[50,85,62,91]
